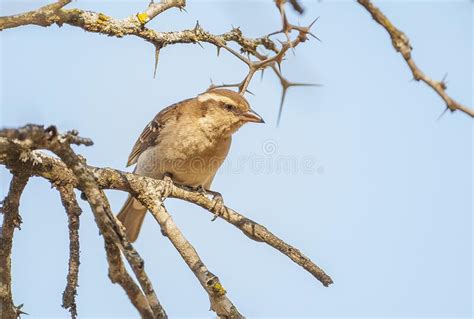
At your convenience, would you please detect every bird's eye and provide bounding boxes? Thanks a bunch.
[224,104,234,111]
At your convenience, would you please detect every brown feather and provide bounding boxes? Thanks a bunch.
[127,99,191,166]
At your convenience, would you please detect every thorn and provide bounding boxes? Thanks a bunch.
[277,88,288,127]
[196,41,204,49]
[267,30,281,37]
[208,78,216,90]
[260,69,265,82]
[15,303,29,316]
[179,6,188,13]
[277,61,282,73]
[442,73,448,83]
[194,20,200,31]
[153,47,160,79]
[275,53,286,72]
[308,32,321,42]
[290,82,322,87]
[440,73,448,89]
[216,46,221,57]
[309,16,320,29]
[17,309,29,316]
[305,17,321,41]
[436,107,449,121]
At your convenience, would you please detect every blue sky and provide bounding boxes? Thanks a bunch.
[0,0,472,318]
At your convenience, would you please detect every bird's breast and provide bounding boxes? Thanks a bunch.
[135,121,231,188]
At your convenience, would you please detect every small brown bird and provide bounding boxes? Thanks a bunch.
[117,89,264,242]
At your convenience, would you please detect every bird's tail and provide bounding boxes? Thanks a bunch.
[116,195,147,243]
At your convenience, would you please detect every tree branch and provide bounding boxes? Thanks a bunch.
[57,185,81,319]
[142,0,186,23]
[132,185,243,318]
[357,0,474,117]
[0,173,30,319]
[0,125,167,318]
[170,186,334,287]
[0,0,277,60]
[0,0,71,31]
[103,238,155,319]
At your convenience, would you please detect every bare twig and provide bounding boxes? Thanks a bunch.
[103,238,155,319]
[0,173,30,319]
[171,186,334,287]
[142,0,186,23]
[0,0,71,31]
[57,185,81,319]
[357,0,474,117]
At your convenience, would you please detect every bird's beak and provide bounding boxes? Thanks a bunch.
[240,109,265,123]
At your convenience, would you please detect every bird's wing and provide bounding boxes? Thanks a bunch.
[126,101,185,167]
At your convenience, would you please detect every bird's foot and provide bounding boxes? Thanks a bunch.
[195,185,207,196]
[194,187,226,221]
[207,190,226,222]
[161,173,173,200]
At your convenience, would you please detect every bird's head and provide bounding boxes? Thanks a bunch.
[196,89,264,136]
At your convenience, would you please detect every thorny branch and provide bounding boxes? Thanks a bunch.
[357,0,473,117]
[0,124,333,317]
[0,0,317,124]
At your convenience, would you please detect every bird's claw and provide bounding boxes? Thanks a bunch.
[195,187,226,221]
[161,173,173,200]
[210,192,225,222]
[195,185,207,196]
